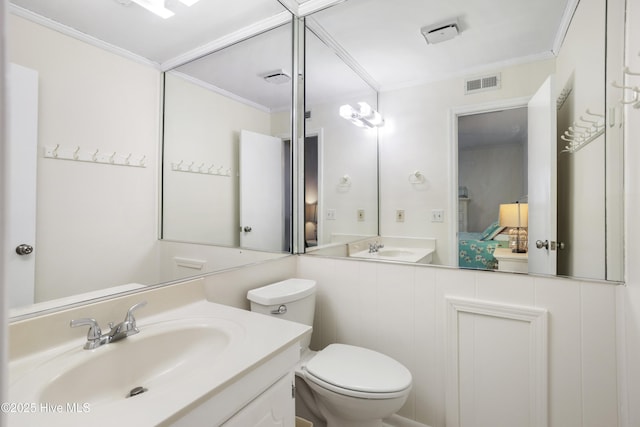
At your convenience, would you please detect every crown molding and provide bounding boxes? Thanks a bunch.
[168,71,272,113]
[9,4,160,70]
[305,17,380,92]
[552,0,580,55]
[160,11,292,71]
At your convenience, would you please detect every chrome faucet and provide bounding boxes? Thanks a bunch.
[69,318,109,350]
[70,301,147,349]
[368,241,385,253]
[107,301,147,342]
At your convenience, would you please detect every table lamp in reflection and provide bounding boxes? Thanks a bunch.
[499,202,528,253]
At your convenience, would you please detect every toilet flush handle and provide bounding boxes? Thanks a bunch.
[271,305,287,315]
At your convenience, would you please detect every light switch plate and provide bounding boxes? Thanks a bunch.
[431,209,444,222]
[357,209,365,221]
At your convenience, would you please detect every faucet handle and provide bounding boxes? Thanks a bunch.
[122,301,147,333]
[69,317,102,348]
[124,301,147,325]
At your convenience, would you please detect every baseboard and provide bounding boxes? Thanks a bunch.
[383,414,431,427]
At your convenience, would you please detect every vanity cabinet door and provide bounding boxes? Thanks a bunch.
[222,373,295,427]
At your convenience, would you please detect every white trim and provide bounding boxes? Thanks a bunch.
[446,297,548,427]
[168,71,271,113]
[160,11,292,71]
[448,96,531,266]
[380,51,555,93]
[298,0,346,17]
[276,0,300,16]
[305,17,380,92]
[551,0,580,56]
[9,4,160,70]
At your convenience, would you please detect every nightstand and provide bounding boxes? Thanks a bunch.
[493,247,528,273]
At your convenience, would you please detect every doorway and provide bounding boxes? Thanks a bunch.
[457,107,528,233]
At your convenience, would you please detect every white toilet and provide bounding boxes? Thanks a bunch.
[247,278,412,427]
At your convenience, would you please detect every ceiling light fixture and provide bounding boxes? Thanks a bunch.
[339,102,385,128]
[127,0,201,19]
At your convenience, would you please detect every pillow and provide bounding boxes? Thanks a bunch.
[480,220,506,241]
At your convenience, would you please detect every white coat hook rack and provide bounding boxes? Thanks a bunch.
[560,109,605,154]
[611,67,640,109]
[408,170,426,184]
[43,145,147,167]
[171,160,231,177]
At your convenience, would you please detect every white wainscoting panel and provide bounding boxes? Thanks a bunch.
[448,298,547,427]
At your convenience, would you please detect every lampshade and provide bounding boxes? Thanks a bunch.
[305,202,317,223]
[499,203,528,228]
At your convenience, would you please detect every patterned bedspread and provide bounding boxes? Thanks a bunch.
[458,232,509,270]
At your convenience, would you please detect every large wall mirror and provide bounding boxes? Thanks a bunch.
[304,0,625,283]
[5,0,624,321]
[162,22,294,252]
[5,1,294,319]
[302,22,380,250]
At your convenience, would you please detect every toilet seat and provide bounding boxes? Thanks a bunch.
[303,344,412,400]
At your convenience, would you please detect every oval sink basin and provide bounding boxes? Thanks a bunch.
[15,318,243,407]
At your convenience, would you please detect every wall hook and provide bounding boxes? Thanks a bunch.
[53,144,60,158]
[73,146,80,160]
[125,153,132,165]
[109,152,117,163]
[623,66,640,76]
[92,149,99,162]
[409,170,425,184]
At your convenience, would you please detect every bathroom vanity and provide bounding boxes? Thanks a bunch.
[7,278,310,427]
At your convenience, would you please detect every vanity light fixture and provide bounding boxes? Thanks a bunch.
[339,102,385,128]
[126,0,201,19]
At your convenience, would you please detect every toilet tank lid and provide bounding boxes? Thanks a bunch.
[247,278,316,305]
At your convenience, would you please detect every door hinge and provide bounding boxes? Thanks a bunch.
[292,383,296,398]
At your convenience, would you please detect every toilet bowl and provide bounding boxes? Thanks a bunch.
[248,279,412,427]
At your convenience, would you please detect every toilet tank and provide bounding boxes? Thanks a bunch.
[247,279,316,349]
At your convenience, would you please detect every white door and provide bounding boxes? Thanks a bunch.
[239,130,285,252]
[5,64,39,308]
[527,75,557,275]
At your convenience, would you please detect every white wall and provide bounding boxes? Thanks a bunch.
[379,59,556,265]
[162,73,272,246]
[458,140,527,232]
[8,15,162,302]
[297,256,618,427]
[622,0,640,424]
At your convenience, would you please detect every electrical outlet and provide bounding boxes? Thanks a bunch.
[327,209,336,220]
[431,209,444,222]
[357,209,365,221]
[396,209,405,222]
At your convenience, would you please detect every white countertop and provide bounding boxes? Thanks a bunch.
[8,299,310,426]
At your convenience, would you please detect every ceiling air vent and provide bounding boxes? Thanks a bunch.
[465,73,501,94]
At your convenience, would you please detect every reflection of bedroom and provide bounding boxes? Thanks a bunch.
[457,107,528,270]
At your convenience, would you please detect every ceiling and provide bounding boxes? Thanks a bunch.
[10,0,573,88]
[10,0,573,140]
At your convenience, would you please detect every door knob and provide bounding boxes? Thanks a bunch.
[243,226,252,232]
[535,240,549,250]
[15,244,34,256]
